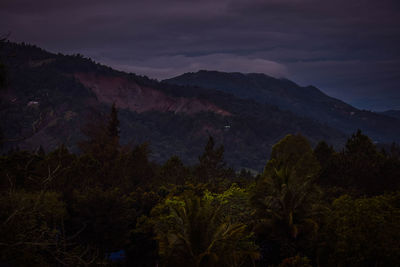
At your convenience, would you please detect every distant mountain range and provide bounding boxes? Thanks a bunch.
[165,70,400,143]
[0,42,399,170]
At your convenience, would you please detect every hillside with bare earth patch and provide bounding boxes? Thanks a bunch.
[1,42,347,170]
[74,72,231,116]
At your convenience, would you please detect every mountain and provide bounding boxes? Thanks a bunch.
[0,42,351,171]
[164,70,400,143]
[380,110,400,120]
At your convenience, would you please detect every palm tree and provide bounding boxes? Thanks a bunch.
[254,164,319,237]
[154,195,259,267]
[251,134,323,258]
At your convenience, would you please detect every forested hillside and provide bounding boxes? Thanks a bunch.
[0,42,346,171]
[165,70,400,143]
[1,104,399,266]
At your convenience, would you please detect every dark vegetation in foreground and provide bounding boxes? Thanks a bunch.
[1,104,400,267]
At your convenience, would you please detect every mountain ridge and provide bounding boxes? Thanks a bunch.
[1,41,397,170]
[164,70,400,143]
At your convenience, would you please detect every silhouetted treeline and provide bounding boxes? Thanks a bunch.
[0,105,399,267]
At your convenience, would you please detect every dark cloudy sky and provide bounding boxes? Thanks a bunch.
[1,0,399,111]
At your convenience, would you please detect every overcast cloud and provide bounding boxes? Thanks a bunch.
[1,0,399,110]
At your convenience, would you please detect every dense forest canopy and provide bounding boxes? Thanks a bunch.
[1,103,399,266]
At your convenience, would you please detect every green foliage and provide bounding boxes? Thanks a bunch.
[316,130,399,196]
[278,255,312,267]
[0,191,76,266]
[42,144,78,191]
[0,150,45,191]
[252,134,322,260]
[76,104,153,189]
[196,136,226,183]
[313,141,335,169]
[323,193,400,266]
[195,136,235,190]
[266,134,320,181]
[1,94,400,267]
[79,110,120,163]
[160,155,190,185]
[343,131,384,191]
[128,142,156,187]
[152,193,259,267]
[204,184,253,224]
